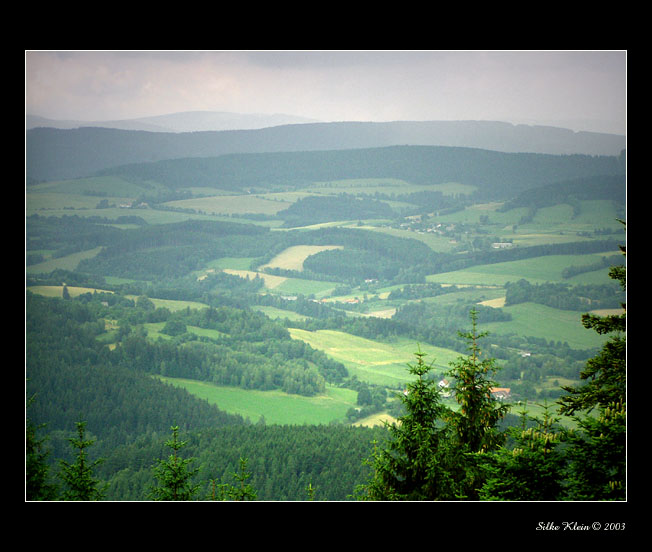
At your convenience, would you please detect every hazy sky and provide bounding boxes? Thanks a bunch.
[25,50,626,134]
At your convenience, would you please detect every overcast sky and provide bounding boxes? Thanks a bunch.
[25,50,626,134]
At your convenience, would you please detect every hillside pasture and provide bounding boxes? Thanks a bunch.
[223,269,287,289]
[222,268,339,297]
[308,178,476,197]
[27,284,114,298]
[252,306,312,322]
[26,176,167,217]
[27,176,163,197]
[155,377,358,425]
[143,322,223,340]
[426,251,620,287]
[260,245,344,271]
[163,193,293,216]
[430,199,623,245]
[479,302,608,350]
[127,297,208,312]
[26,247,104,274]
[288,328,461,386]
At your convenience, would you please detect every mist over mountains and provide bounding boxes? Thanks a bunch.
[26,112,626,184]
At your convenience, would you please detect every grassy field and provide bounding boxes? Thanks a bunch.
[222,268,339,297]
[155,376,358,425]
[480,302,607,349]
[252,306,311,322]
[27,284,114,298]
[288,328,461,386]
[260,245,343,271]
[26,247,104,274]
[164,194,293,215]
[426,252,619,287]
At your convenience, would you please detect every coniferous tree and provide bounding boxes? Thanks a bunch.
[445,309,509,499]
[26,397,58,500]
[58,419,106,501]
[563,399,626,499]
[226,457,257,501]
[355,349,455,500]
[558,234,626,499]
[206,457,257,501]
[478,404,567,500]
[149,425,200,501]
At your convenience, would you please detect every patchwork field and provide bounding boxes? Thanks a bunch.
[27,172,625,428]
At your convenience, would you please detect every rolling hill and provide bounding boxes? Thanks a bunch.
[26,119,626,183]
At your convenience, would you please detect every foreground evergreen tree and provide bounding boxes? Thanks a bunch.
[445,309,509,499]
[558,236,626,499]
[58,420,106,501]
[355,349,456,500]
[149,425,200,501]
[563,399,626,499]
[26,397,58,500]
[478,404,567,500]
[207,457,257,501]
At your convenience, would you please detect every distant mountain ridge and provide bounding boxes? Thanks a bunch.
[26,111,320,133]
[26,119,626,184]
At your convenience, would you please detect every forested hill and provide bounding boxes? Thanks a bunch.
[93,146,625,201]
[26,120,626,183]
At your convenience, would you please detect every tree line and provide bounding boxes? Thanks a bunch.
[504,279,625,311]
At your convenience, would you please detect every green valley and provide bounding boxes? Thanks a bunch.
[26,131,626,502]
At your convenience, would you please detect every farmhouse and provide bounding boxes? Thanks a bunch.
[490,387,511,400]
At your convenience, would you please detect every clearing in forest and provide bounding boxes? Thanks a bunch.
[260,245,343,271]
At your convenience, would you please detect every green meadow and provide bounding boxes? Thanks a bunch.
[288,328,461,386]
[155,377,358,425]
[426,251,619,287]
[479,302,608,350]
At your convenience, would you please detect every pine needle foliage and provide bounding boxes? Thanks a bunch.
[557,229,626,499]
[355,347,456,500]
[26,395,58,500]
[207,457,257,501]
[58,419,106,501]
[149,425,200,501]
[478,404,567,500]
[445,309,509,498]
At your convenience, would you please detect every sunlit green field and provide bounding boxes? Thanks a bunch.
[479,302,608,350]
[288,328,461,386]
[155,377,358,425]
